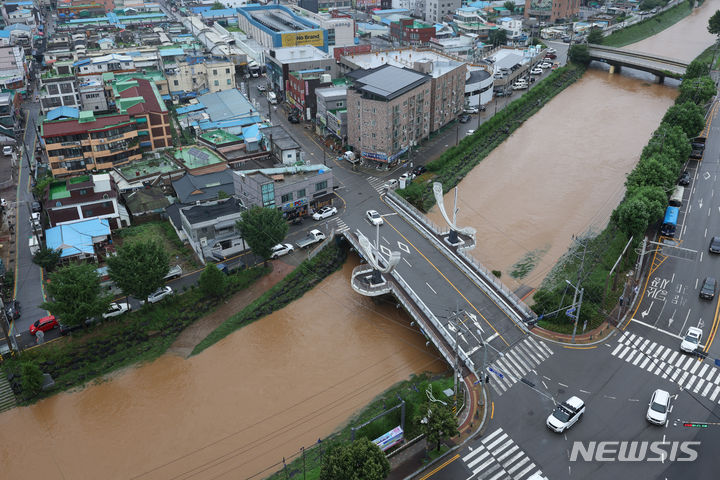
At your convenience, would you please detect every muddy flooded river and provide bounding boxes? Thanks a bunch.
[0,260,444,479]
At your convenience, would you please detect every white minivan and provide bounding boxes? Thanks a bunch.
[267,92,277,104]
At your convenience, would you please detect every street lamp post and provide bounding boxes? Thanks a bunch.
[566,279,584,343]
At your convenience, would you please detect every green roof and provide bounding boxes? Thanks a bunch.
[78,111,95,123]
[49,175,91,200]
[200,129,241,146]
[174,146,224,170]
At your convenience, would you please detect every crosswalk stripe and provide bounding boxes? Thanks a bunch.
[519,340,544,363]
[485,433,509,450]
[706,368,717,383]
[473,458,497,475]
[667,351,679,365]
[690,359,702,374]
[702,382,713,397]
[698,364,709,378]
[482,428,505,444]
[712,386,720,401]
[486,470,507,480]
[624,333,637,344]
[645,341,656,354]
[497,446,520,463]
[506,456,529,474]
[694,378,705,394]
[534,338,554,356]
[467,450,491,469]
[490,381,506,395]
[514,342,539,365]
[638,357,650,369]
[677,372,690,388]
[617,345,631,359]
[671,368,682,382]
[514,463,536,479]
[632,353,645,366]
[681,356,695,370]
[625,350,639,363]
[660,348,671,361]
[651,344,665,357]
[611,343,625,356]
[477,464,503,479]
[503,353,529,378]
[639,339,651,351]
[463,445,488,463]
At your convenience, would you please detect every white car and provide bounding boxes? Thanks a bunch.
[546,396,585,433]
[530,67,543,75]
[646,389,671,425]
[680,326,703,353]
[2,146,12,156]
[540,62,553,69]
[142,286,173,304]
[312,206,337,220]
[547,47,557,54]
[103,302,131,319]
[366,210,383,226]
[466,129,475,136]
[512,81,528,90]
[464,106,479,114]
[270,243,294,259]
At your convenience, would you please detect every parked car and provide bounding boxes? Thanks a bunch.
[257,84,267,92]
[31,201,41,213]
[59,322,83,336]
[680,326,703,353]
[678,170,691,186]
[103,302,131,319]
[4,300,20,321]
[545,53,557,59]
[270,243,294,259]
[459,114,471,123]
[463,106,478,114]
[142,286,174,304]
[29,315,58,335]
[546,396,585,433]
[466,129,475,136]
[288,114,300,124]
[412,165,427,177]
[709,236,720,254]
[312,206,337,220]
[164,264,183,281]
[540,62,553,69]
[547,47,557,54]
[699,277,716,300]
[512,81,528,90]
[366,210,383,226]
[646,389,671,425]
[530,67,543,75]
[399,172,412,183]
[2,146,12,156]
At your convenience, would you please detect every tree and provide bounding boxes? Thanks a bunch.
[587,28,603,45]
[488,29,507,47]
[319,438,390,480]
[41,263,112,327]
[641,123,690,165]
[107,240,169,303]
[236,207,289,262]
[708,10,720,36]
[199,263,227,298]
[661,101,705,138]
[503,1,515,13]
[416,401,458,452]
[568,44,590,65]
[625,154,677,192]
[217,190,230,199]
[684,59,710,79]
[32,247,62,272]
[677,76,716,106]
[32,174,53,202]
[630,186,667,222]
[211,1,225,9]
[616,196,651,237]
[20,362,44,399]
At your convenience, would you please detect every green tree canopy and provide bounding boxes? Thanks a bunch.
[684,59,711,79]
[20,362,44,399]
[677,76,716,106]
[319,438,390,480]
[41,263,112,326]
[488,28,507,47]
[107,239,169,303]
[199,262,227,298]
[616,196,651,237]
[587,27,603,44]
[32,246,62,272]
[211,1,225,9]
[416,401,458,452]
[628,185,668,222]
[503,1,515,12]
[662,101,705,138]
[641,123,690,164]
[568,44,590,65]
[625,154,678,192]
[236,207,289,261]
[708,10,720,36]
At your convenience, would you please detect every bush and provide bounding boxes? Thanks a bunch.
[662,101,705,138]
[19,362,44,399]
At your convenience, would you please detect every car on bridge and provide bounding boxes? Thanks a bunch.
[646,389,671,425]
[680,326,703,354]
[546,396,585,433]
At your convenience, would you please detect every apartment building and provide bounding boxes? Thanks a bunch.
[524,0,579,22]
[346,64,431,165]
[39,61,80,115]
[43,174,129,229]
[424,0,461,23]
[164,57,236,99]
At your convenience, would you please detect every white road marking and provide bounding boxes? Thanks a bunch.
[558,382,568,388]
[403,258,412,267]
[425,282,437,294]
[631,318,684,341]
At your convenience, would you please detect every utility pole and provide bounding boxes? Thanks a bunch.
[0,299,15,358]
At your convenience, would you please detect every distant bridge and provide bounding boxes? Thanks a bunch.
[587,44,689,82]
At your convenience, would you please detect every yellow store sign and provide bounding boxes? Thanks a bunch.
[281,31,324,47]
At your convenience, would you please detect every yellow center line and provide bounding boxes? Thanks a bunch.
[418,454,460,480]
[562,345,597,350]
[384,216,510,346]
[624,243,662,331]
[491,401,494,419]
[704,292,720,353]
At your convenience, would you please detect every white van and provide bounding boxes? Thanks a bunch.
[669,186,684,207]
[267,92,277,104]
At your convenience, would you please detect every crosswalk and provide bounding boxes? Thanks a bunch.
[610,332,720,403]
[367,176,387,194]
[487,337,554,396]
[335,218,349,233]
[461,427,546,480]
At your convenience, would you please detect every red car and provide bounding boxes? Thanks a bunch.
[545,53,557,60]
[29,315,58,335]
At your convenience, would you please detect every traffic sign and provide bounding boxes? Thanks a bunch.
[488,367,504,379]
[715,358,720,368]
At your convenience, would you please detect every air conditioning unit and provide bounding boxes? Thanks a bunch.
[58,155,64,160]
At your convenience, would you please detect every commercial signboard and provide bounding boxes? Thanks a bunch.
[281,30,323,47]
[372,426,404,452]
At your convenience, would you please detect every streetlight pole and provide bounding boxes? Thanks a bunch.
[566,279,583,343]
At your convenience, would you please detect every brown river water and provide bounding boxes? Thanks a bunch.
[1,3,716,478]
[428,0,720,289]
[0,260,444,479]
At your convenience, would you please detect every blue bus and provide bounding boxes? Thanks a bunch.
[660,206,679,237]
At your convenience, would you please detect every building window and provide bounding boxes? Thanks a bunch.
[225,68,230,74]
[297,188,306,198]
[315,180,328,192]
[261,183,275,207]
[174,80,179,86]
[214,80,219,86]
[281,192,293,203]
[213,69,217,75]
[227,79,231,85]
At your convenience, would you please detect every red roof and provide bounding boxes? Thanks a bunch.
[43,114,132,137]
[122,78,162,115]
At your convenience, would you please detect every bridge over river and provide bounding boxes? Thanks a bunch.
[587,44,689,81]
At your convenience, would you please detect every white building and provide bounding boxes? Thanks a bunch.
[425,0,461,23]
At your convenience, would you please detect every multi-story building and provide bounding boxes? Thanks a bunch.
[39,61,80,115]
[453,6,492,38]
[2,1,37,27]
[389,18,435,46]
[315,85,348,142]
[0,46,25,91]
[298,0,352,12]
[265,46,337,94]
[524,0,579,22]
[164,57,236,99]
[107,76,171,150]
[340,48,467,135]
[237,4,328,52]
[232,164,334,219]
[43,173,129,229]
[288,6,355,51]
[41,109,143,177]
[75,53,137,83]
[286,69,332,121]
[424,0,461,23]
[178,197,246,263]
[346,64,431,165]
[78,80,109,112]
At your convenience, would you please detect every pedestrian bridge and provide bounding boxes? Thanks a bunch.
[341,190,537,382]
[587,44,689,81]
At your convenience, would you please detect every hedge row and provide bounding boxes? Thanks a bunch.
[398,64,585,212]
[533,62,712,333]
[192,240,348,355]
[1,266,269,404]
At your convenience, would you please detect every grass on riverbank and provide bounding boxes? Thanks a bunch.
[695,43,720,69]
[264,374,455,480]
[116,221,200,270]
[1,266,269,405]
[192,241,347,355]
[603,0,694,48]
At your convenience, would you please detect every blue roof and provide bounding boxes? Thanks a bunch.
[373,8,409,14]
[202,8,237,17]
[98,38,114,44]
[5,24,32,32]
[296,68,325,74]
[176,103,206,115]
[499,16,513,21]
[159,47,185,57]
[47,106,79,121]
[242,124,260,142]
[468,1,491,8]
[196,116,262,131]
[45,219,111,259]
[0,31,9,39]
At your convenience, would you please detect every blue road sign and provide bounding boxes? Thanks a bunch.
[565,306,576,318]
[488,367,504,379]
[715,358,720,368]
